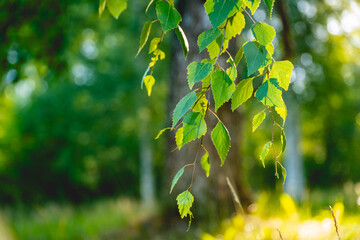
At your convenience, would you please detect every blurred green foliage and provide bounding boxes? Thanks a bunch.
[0,0,168,204]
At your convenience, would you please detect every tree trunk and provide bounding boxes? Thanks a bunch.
[276,0,305,202]
[139,108,155,207]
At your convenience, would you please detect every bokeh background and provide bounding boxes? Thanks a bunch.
[0,0,360,239]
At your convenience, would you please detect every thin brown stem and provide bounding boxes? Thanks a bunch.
[269,108,279,177]
[329,205,341,240]
[188,136,204,191]
[208,108,222,122]
[214,19,229,67]
[276,228,284,240]
[241,7,256,24]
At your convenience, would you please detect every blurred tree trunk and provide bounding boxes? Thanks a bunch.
[139,108,155,207]
[277,0,305,202]
[163,0,251,222]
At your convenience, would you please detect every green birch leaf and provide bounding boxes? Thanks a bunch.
[170,166,185,193]
[149,38,160,54]
[263,0,275,17]
[107,0,127,19]
[182,111,207,144]
[211,69,236,111]
[192,93,208,113]
[187,62,213,90]
[281,129,287,154]
[198,28,221,52]
[145,0,155,13]
[200,150,211,177]
[280,164,287,184]
[176,190,194,219]
[175,26,189,59]
[206,35,227,59]
[175,127,183,150]
[270,60,294,91]
[136,21,153,57]
[255,78,283,107]
[252,111,266,132]
[231,77,253,111]
[266,43,274,55]
[234,46,244,66]
[156,1,182,32]
[206,0,240,29]
[99,0,107,17]
[144,75,155,96]
[243,0,261,14]
[275,97,287,122]
[155,127,171,139]
[260,141,272,167]
[243,41,272,76]
[225,12,245,41]
[211,121,231,166]
[226,65,237,82]
[251,22,276,46]
[172,91,197,129]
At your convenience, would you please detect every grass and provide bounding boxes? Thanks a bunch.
[201,191,360,240]
[0,198,156,240]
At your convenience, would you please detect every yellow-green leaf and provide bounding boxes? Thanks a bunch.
[136,21,153,57]
[99,0,107,17]
[243,0,261,14]
[226,65,237,82]
[187,62,213,90]
[255,78,283,107]
[107,0,127,19]
[252,111,266,132]
[280,163,287,184]
[155,127,171,139]
[198,28,221,53]
[231,77,253,111]
[251,22,276,46]
[225,11,245,41]
[176,190,194,219]
[192,93,208,113]
[260,141,272,167]
[211,69,236,111]
[280,129,287,154]
[170,166,185,193]
[270,60,294,91]
[182,111,207,145]
[144,75,155,96]
[200,150,211,177]
[149,38,161,54]
[175,127,183,150]
[234,45,244,66]
[211,121,231,166]
[175,26,189,59]
[275,97,287,122]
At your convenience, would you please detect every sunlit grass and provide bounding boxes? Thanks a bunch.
[201,192,360,240]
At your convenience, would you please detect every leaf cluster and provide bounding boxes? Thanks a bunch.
[101,0,294,226]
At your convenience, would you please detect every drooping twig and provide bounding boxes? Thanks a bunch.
[276,228,284,240]
[226,177,245,216]
[329,205,341,240]
[214,19,229,67]
[241,7,256,24]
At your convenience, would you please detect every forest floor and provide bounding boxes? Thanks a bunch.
[0,190,359,240]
